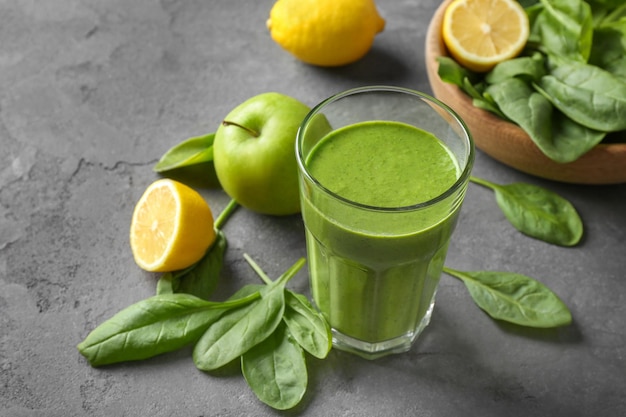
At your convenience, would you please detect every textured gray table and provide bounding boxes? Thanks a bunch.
[1,0,625,416]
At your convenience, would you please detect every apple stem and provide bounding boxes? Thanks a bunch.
[221,120,259,137]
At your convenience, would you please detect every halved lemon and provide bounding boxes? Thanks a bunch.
[130,179,216,272]
[442,0,529,72]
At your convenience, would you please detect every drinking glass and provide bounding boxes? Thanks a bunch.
[296,86,474,359]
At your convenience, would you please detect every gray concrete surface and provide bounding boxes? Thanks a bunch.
[1,0,625,416]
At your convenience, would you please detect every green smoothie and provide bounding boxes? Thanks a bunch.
[301,120,463,352]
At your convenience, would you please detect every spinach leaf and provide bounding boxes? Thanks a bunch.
[192,257,305,371]
[283,290,332,359]
[535,0,594,62]
[544,110,607,160]
[176,230,225,299]
[485,53,547,84]
[471,96,507,119]
[192,285,285,371]
[589,0,626,15]
[153,132,215,173]
[485,77,551,144]
[437,57,506,118]
[443,267,572,328]
[470,176,583,246]
[486,78,606,162]
[77,292,259,367]
[535,60,626,131]
[465,80,507,119]
[526,2,545,44]
[590,23,626,78]
[231,283,266,298]
[437,57,486,101]
[242,254,330,358]
[437,56,475,88]
[241,322,307,410]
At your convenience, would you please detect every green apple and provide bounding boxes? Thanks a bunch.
[213,92,312,216]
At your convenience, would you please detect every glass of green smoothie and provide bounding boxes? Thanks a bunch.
[296,86,474,359]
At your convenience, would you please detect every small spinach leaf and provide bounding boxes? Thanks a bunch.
[470,176,583,246]
[437,57,507,119]
[437,56,475,87]
[243,254,329,358]
[444,267,572,328]
[192,285,285,371]
[164,230,227,300]
[589,23,626,78]
[241,322,307,410]
[283,290,332,359]
[464,80,508,119]
[192,257,305,371]
[535,0,594,62]
[153,132,215,173]
[485,53,547,84]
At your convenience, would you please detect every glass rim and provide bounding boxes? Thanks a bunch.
[296,85,475,212]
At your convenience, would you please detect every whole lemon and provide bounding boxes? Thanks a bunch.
[267,0,386,67]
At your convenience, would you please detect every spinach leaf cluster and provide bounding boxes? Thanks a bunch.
[78,251,331,410]
[439,0,626,163]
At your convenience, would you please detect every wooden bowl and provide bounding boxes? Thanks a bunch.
[425,0,626,184]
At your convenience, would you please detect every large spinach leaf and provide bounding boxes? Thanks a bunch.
[536,59,626,131]
[77,292,259,367]
[486,78,605,163]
